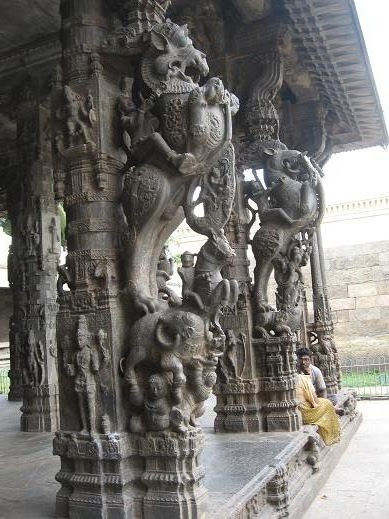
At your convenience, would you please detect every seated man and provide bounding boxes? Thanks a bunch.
[297,347,327,397]
[296,371,341,446]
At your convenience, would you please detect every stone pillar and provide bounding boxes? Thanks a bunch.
[53,2,135,517]
[214,171,262,433]
[7,81,60,430]
[53,1,242,517]
[214,46,303,433]
[308,227,341,398]
[7,243,25,402]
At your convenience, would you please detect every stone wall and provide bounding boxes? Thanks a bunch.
[306,241,389,359]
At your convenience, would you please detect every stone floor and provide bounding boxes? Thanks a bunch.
[0,396,385,519]
[304,399,389,519]
[0,396,296,518]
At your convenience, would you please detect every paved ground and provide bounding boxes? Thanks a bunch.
[1,396,388,518]
[304,400,389,519]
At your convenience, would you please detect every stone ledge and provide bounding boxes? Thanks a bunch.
[208,408,362,518]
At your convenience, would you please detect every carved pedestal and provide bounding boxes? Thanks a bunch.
[54,431,143,519]
[21,384,59,432]
[214,379,260,433]
[139,429,207,519]
[256,336,301,432]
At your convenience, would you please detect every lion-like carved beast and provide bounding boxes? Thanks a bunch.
[247,148,324,335]
[120,20,238,314]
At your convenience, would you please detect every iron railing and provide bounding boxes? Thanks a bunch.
[341,356,389,399]
[1,359,388,398]
[0,368,10,395]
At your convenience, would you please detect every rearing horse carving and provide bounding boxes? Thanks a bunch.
[246,147,324,335]
[120,19,239,314]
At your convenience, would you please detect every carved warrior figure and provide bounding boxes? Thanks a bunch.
[247,148,324,336]
[178,233,238,324]
[64,316,109,434]
[60,85,96,147]
[120,19,239,313]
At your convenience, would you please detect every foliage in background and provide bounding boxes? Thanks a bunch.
[0,218,11,236]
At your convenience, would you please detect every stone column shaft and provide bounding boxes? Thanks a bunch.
[7,89,60,430]
[309,227,340,398]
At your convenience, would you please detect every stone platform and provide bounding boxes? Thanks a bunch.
[0,395,361,519]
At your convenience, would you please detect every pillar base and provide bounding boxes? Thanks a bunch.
[214,379,262,432]
[54,428,208,519]
[139,428,208,519]
[263,400,302,432]
[20,384,59,432]
[54,431,144,519]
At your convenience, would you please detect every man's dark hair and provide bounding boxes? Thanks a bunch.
[296,347,312,358]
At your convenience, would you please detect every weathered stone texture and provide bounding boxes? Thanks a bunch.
[330,297,356,311]
[319,241,389,344]
[348,283,378,297]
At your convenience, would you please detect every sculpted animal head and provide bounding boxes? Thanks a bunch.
[155,309,219,365]
[141,20,209,93]
[203,231,235,265]
[262,148,322,185]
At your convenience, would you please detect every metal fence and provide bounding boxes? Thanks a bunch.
[0,368,10,395]
[1,359,388,398]
[341,356,389,399]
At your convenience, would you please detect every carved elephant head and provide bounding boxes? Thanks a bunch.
[155,310,215,361]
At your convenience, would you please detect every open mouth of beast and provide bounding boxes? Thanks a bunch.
[170,56,208,84]
[184,65,201,84]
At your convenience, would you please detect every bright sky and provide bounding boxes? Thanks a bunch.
[323,0,389,204]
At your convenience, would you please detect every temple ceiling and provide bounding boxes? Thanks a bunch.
[0,0,387,214]
[0,0,60,55]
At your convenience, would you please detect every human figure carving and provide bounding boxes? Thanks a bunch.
[156,245,180,303]
[273,241,311,312]
[220,329,246,380]
[62,85,96,146]
[24,215,40,257]
[64,316,108,434]
[23,328,44,386]
[129,374,171,433]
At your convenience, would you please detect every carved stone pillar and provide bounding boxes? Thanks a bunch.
[7,82,60,430]
[53,1,231,517]
[214,171,262,432]
[214,46,303,433]
[53,2,134,517]
[308,227,341,400]
[7,240,25,401]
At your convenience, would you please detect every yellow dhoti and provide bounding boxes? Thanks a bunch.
[297,374,341,446]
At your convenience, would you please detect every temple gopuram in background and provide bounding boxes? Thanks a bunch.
[0,1,386,518]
